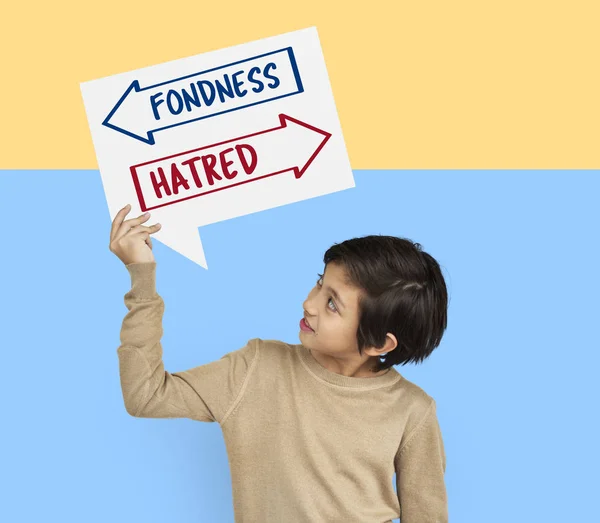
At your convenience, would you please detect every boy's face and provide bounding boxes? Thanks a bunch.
[300,261,392,366]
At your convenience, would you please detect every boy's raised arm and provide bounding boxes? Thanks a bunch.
[109,204,258,424]
[117,262,258,423]
[394,399,448,523]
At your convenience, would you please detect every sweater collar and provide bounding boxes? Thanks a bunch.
[296,344,403,389]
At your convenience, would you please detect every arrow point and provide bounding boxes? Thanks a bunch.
[278,114,331,178]
[102,80,154,145]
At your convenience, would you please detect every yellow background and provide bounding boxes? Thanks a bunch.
[2,0,599,169]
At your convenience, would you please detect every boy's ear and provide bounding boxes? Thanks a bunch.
[365,333,398,356]
[383,333,398,353]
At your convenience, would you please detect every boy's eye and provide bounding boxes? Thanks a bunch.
[316,273,337,312]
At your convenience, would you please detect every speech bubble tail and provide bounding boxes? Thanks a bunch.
[155,226,208,269]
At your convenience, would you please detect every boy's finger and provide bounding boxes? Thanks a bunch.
[114,212,152,242]
[134,223,162,236]
[119,222,161,243]
[110,204,131,241]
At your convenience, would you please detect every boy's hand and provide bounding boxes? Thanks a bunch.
[109,204,162,265]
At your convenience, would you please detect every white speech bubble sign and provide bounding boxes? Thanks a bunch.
[81,27,354,269]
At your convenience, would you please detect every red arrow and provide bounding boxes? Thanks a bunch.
[130,114,332,211]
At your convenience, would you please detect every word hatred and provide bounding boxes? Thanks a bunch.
[148,144,258,198]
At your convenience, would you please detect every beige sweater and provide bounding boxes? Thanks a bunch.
[118,262,448,522]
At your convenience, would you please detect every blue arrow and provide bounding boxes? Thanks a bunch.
[102,47,304,146]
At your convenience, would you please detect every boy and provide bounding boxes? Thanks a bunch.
[110,204,449,522]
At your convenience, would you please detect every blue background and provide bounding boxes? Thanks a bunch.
[1,170,598,522]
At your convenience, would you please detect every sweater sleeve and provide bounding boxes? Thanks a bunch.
[116,262,258,424]
[394,399,448,523]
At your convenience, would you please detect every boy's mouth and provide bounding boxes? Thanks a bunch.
[300,317,315,332]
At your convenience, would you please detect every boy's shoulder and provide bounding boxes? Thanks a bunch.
[395,373,436,403]
[246,337,298,363]
[393,374,437,421]
[246,336,301,352]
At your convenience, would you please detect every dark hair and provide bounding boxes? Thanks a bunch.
[323,235,448,371]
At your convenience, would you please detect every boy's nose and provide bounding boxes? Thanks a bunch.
[302,300,314,316]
